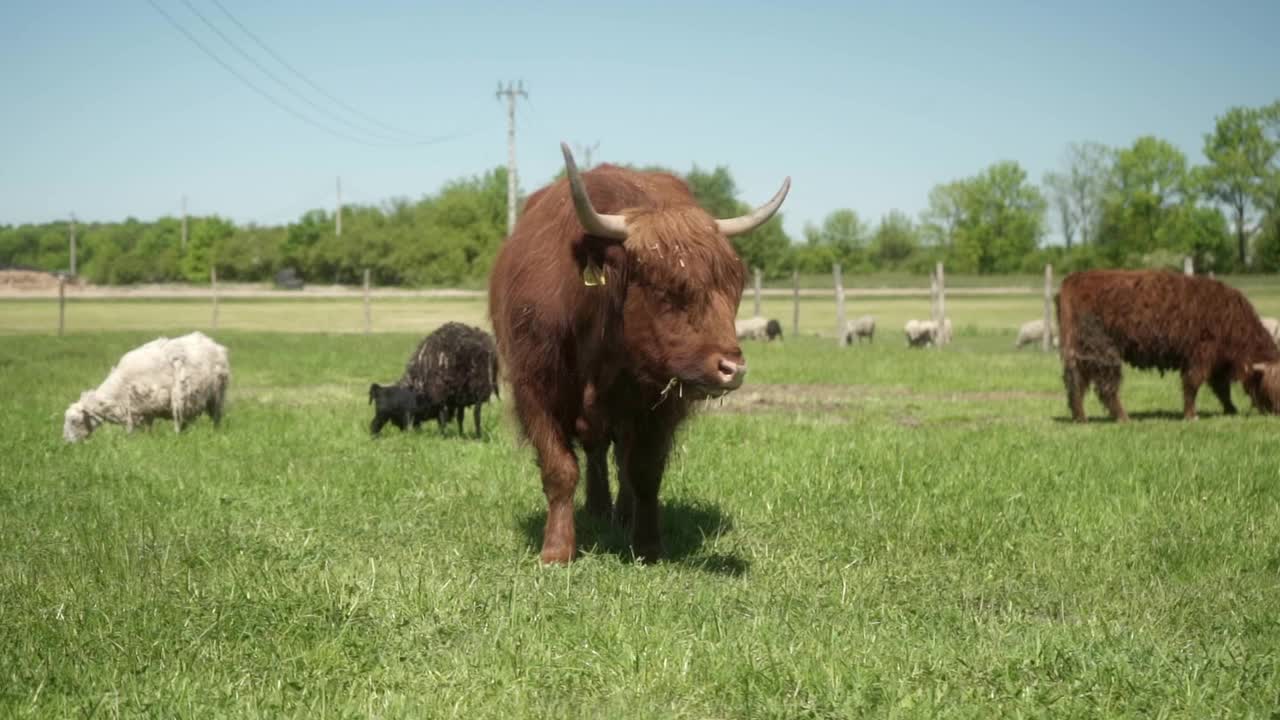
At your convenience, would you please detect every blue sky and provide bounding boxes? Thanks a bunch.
[2,1,1277,242]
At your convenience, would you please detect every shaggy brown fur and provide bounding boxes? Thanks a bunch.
[1056,269,1280,421]
[489,163,748,564]
[400,322,499,437]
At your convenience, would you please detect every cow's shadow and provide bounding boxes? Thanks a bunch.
[517,500,748,576]
[1051,409,1231,424]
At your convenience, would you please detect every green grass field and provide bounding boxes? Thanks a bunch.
[3,295,1280,717]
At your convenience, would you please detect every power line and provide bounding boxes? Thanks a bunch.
[146,0,474,148]
[208,0,432,143]
[179,0,407,144]
[146,0,392,146]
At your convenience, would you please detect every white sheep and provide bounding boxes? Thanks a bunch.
[845,315,876,344]
[1261,316,1280,347]
[736,316,782,341]
[904,319,938,348]
[1015,319,1058,349]
[63,332,230,443]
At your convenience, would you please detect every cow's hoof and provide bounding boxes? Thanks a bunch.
[539,544,575,565]
[632,542,663,565]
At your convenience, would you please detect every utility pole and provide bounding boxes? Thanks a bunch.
[496,80,527,236]
[181,195,188,252]
[69,213,77,277]
[575,141,600,170]
[1043,264,1054,352]
[335,176,343,237]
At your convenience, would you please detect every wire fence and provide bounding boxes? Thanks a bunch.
[14,258,1278,343]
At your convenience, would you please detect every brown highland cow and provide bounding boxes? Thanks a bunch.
[489,143,789,564]
[1057,269,1280,421]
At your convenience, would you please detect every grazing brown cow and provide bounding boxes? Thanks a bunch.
[1057,269,1280,422]
[489,143,789,564]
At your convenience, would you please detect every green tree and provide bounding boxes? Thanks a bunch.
[1248,101,1280,268]
[802,209,869,269]
[919,181,965,250]
[1200,106,1277,267]
[686,165,792,277]
[1096,136,1189,262]
[1045,142,1110,248]
[869,210,920,269]
[947,162,1047,273]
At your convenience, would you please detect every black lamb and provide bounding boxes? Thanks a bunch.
[368,382,433,436]
[400,322,499,438]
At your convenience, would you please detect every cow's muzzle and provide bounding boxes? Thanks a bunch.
[714,357,747,391]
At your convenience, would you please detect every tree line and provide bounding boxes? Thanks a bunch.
[3,99,1279,285]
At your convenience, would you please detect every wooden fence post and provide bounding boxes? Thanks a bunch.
[935,261,947,345]
[211,267,219,331]
[792,270,800,338]
[1043,264,1054,352]
[834,263,846,347]
[58,274,65,337]
[363,268,372,335]
[929,270,939,325]
[752,267,762,318]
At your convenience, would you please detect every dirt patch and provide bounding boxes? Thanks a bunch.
[706,384,874,415]
[933,389,1059,402]
[0,270,75,291]
[706,383,1057,415]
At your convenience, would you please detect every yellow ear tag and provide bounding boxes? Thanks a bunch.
[582,260,607,286]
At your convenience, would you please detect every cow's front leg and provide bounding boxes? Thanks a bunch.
[620,422,674,564]
[583,442,611,521]
[518,387,579,564]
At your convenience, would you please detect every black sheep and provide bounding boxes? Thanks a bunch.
[368,383,433,436]
[400,322,499,438]
[765,319,783,341]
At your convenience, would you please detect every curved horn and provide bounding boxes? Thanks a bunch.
[561,142,627,241]
[716,177,792,237]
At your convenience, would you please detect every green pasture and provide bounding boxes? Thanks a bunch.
[2,323,1280,717]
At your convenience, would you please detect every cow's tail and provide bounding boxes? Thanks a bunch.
[1054,289,1070,361]
[490,352,501,400]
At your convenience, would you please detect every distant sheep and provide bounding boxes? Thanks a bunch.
[735,316,782,341]
[1262,316,1280,347]
[1016,319,1058,349]
[904,319,938,348]
[765,318,783,341]
[401,322,499,438]
[63,332,230,443]
[845,315,876,344]
[368,383,433,436]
